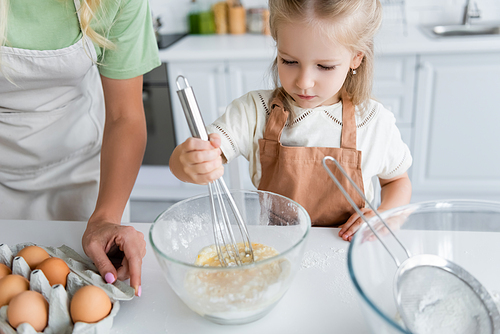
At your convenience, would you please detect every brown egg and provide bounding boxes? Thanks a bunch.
[35,257,70,287]
[7,290,49,332]
[0,263,11,279]
[70,285,112,323]
[0,274,29,307]
[16,246,50,270]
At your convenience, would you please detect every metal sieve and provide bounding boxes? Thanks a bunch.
[322,156,500,334]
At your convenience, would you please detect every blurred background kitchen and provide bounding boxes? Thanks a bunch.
[131,0,500,222]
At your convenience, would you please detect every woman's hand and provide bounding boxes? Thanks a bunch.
[83,75,146,296]
[169,133,224,185]
[82,220,146,296]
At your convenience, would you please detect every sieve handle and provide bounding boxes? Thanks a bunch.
[322,156,411,267]
[175,75,209,141]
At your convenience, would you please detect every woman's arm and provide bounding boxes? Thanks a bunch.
[338,172,412,241]
[82,75,147,296]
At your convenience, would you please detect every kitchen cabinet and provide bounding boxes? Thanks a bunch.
[411,51,500,202]
[373,54,416,160]
[168,60,273,145]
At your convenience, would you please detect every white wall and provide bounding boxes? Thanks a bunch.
[149,0,500,34]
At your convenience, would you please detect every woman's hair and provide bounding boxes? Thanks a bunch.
[0,1,9,49]
[0,0,114,56]
[268,0,382,111]
[79,0,115,51]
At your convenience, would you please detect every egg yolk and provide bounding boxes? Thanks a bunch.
[195,242,278,267]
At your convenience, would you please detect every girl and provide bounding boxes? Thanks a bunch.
[0,0,160,295]
[170,0,412,241]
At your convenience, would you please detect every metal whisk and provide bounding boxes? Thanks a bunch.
[176,75,254,267]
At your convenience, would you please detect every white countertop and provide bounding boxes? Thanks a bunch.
[159,23,500,63]
[375,23,500,55]
[159,34,277,62]
[0,220,369,334]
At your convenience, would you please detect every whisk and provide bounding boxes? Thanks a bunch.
[176,75,254,267]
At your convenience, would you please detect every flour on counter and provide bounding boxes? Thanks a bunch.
[300,247,355,304]
[300,248,346,272]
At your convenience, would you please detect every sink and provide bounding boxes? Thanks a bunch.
[422,24,500,38]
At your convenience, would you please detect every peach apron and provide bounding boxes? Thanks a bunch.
[258,92,365,226]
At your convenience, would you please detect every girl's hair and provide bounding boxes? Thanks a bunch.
[0,0,114,56]
[268,0,382,111]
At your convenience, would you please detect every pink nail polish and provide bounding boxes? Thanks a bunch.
[105,273,115,284]
[137,285,142,297]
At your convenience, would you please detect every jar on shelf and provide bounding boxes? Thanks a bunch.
[188,0,201,34]
[188,0,215,35]
[247,8,266,34]
[228,5,246,34]
[213,1,228,34]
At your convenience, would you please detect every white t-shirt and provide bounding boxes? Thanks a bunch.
[206,90,412,203]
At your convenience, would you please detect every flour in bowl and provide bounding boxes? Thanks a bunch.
[395,281,497,333]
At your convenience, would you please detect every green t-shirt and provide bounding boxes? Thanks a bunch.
[6,0,161,79]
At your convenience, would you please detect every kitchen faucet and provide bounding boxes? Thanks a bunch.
[462,0,481,25]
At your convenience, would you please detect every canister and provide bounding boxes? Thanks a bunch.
[229,6,246,34]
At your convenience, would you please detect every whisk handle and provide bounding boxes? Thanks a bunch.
[175,75,209,141]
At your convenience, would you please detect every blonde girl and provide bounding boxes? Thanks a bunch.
[170,0,412,241]
[0,0,161,295]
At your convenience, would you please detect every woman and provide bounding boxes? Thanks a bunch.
[0,0,161,296]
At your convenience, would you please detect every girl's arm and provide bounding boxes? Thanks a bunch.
[378,172,412,211]
[338,172,412,241]
[82,75,147,296]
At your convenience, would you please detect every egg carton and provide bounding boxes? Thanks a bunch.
[0,243,135,334]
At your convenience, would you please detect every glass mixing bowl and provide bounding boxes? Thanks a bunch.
[149,189,310,325]
[348,200,500,333]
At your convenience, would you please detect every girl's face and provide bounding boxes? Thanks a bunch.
[276,21,362,109]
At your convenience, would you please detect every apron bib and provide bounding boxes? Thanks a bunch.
[258,91,365,226]
[0,0,104,221]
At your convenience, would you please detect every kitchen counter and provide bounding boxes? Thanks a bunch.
[375,23,500,55]
[0,220,369,334]
[158,34,276,62]
[158,23,500,63]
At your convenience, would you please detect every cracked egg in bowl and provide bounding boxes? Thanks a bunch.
[149,190,310,325]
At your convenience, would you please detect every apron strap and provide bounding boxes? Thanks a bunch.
[73,0,98,63]
[262,97,289,142]
[340,90,357,150]
[74,0,83,21]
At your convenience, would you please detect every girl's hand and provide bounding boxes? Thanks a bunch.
[338,172,411,242]
[338,208,378,242]
[170,133,224,185]
[82,220,146,297]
